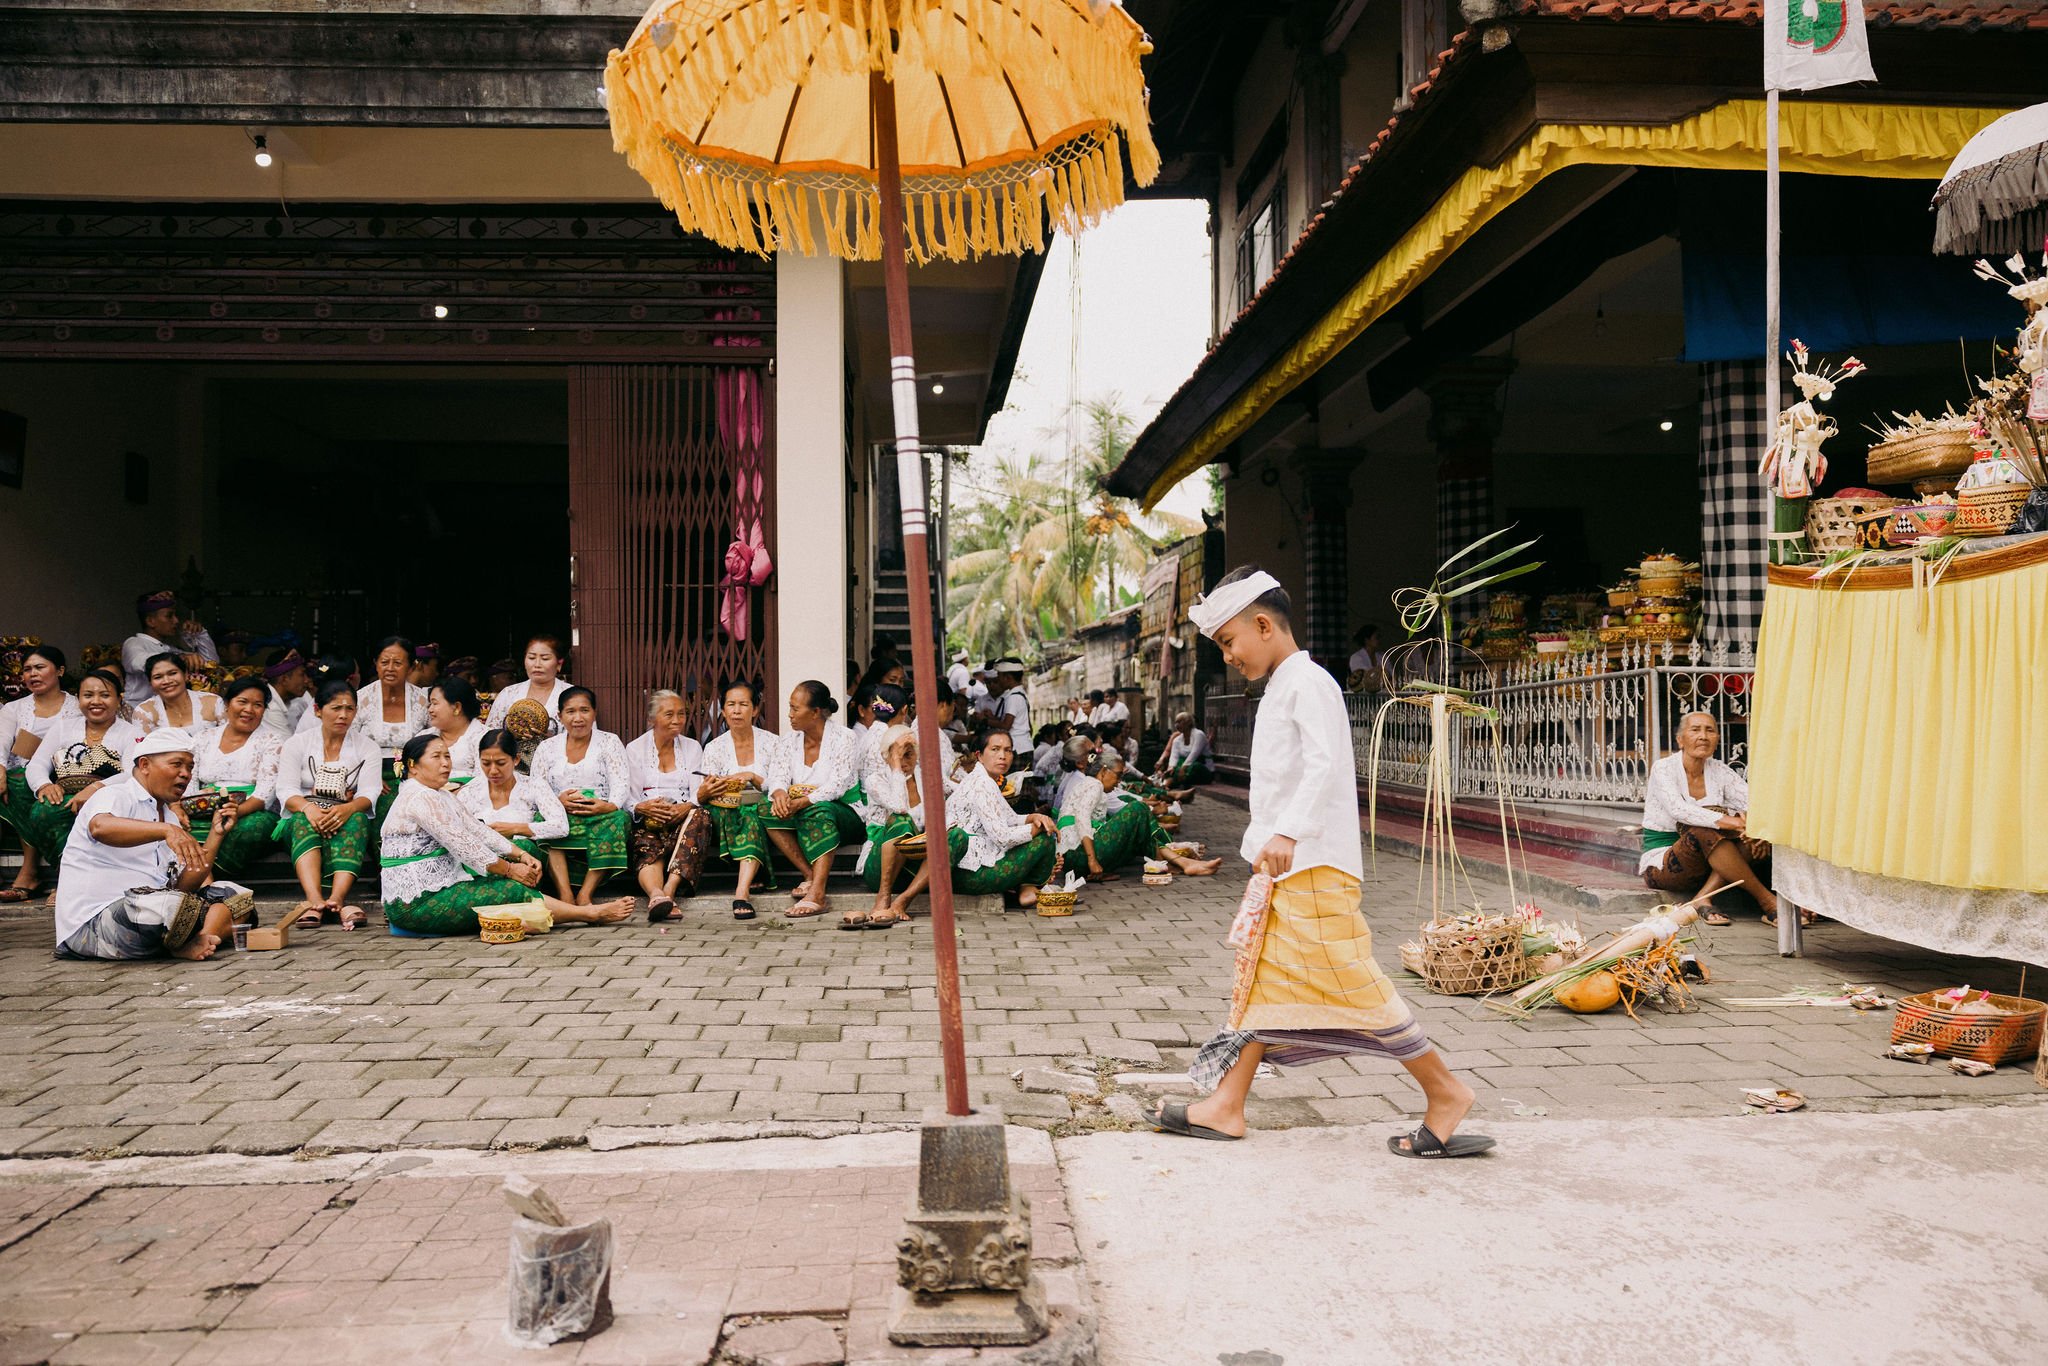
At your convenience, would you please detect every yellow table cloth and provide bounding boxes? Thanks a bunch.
[1748,537,2048,894]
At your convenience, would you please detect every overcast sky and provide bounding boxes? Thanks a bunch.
[959,198,1215,522]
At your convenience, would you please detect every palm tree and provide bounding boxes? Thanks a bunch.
[944,396,1199,660]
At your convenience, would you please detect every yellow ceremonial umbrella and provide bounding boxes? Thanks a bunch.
[606,1,1158,1119]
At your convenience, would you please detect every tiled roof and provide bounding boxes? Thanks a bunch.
[1110,0,2048,497]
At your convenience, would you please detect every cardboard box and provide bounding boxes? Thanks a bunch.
[243,922,291,951]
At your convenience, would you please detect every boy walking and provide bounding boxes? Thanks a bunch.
[1153,567,1495,1158]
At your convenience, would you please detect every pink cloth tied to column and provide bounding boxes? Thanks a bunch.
[719,535,772,642]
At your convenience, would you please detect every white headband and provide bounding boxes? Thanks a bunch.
[1189,572,1281,639]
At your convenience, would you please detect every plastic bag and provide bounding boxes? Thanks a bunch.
[506,1216,614,1347]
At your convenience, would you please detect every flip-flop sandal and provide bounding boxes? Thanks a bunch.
[293,903,326,928]
[1149,1099,1240,1141]
[838,911,872,930]
[865,910,907,929]
[731,899,757,921]
[787,899,825,918]
[1388,1124,1496,1159]
[338,905,368,931]
[648,896,675,923]
[1701,911,1732,926]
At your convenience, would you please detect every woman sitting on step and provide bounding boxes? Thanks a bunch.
[944,729,1060,908]
[1056,748,1220,882]
[275,680,382,930]
[21,669,141,867]
[845,725,926,931]
[458,728,569,876]
[762,680,864,920]
[529,687,634,906]
[382,733,631,936]
[185,676,283,878]
[697,679,779,922]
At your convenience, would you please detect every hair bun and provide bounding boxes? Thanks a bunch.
[821,696,840,716]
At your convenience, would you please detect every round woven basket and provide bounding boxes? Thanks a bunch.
[1807,493,1905,553]
[1637,575,1685,598]
[1889,991,2045,1066]
[477,911,527,945]
[1956,482,2033,536]
[1034,888,1077,917]
[1866,428,1974,484]
[1418,919,1530,996]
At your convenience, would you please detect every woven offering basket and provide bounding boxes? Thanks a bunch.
[1956,483,2032,536]
[1807,493,1904,553]
[1867,428,1974,484]
[1889,991,2045,1065]
[477,911,527,945]
[1034,887,1077,917]
[1419,918,1531,996]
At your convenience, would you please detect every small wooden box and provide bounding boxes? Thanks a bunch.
[243,922,291,951]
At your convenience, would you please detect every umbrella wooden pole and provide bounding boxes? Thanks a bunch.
[872,70,973,1119]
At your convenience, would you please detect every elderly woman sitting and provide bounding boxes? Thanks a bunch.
[1640,711,1797,927]
[1057,748,1221,882]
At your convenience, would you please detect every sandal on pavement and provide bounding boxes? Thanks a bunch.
[338,905,368,931]
[866,909,907,929]
[0,887,34,904]
[787,899,825,919]
[838,910,871,930]
[648,896,675,923]
[1388,1124,1495,1159]
[293,902,326,929]
[1701,910,1732,927]
[731,899,756,921]
[1149,1099,1240,1141]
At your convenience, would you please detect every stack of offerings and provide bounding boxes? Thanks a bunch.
[1477,592,1529,661]
[0,637,43,701]
[1620,552,1698,642]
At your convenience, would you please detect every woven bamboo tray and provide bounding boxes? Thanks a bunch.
[1889,991,2045,1065]
[1956,483,2032,536]
[1866,428,1974,485]
[1034,888,1077,917]
[1807,493,1905,553]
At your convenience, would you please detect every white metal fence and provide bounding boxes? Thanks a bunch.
[1207,640,1756,808]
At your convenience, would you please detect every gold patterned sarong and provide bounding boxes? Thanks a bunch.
[1229,865,1415,1033]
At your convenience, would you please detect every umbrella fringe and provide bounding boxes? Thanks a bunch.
[605,0,1159,260]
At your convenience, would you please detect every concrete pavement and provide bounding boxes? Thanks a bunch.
[1061,1108,2048,1366]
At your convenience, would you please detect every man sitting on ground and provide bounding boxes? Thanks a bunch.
[53,729,239,962]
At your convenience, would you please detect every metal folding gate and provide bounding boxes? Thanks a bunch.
[568,363,776,736]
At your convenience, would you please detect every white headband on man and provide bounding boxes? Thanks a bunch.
[1189,571,1281,639]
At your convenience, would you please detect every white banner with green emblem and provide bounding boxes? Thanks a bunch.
[1764,0,1875,92]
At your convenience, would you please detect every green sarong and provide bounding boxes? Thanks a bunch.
[1091,799,1168,872]
[386,874,540,936]
[1166,761,1214,786]
[764,797,864,863]
[205,810,280,878]
[372,759,400,830]
[280,808,369,877]
[861,814,919,893]
[553,807,630,873]
[14,786,81,865]
[0,768,34,848]
[947,827,1058,896]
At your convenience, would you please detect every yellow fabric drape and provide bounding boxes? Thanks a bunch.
[1141,98,2017,509]
[1748,542,2048,893]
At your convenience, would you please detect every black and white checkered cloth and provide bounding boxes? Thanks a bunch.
[1436,475,1494,628]
[1698,361,1768,649]
[1303,504,1350,663]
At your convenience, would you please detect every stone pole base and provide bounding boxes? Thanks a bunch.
[888,1106,1049,1347]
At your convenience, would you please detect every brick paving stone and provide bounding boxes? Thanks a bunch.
[0,801,2040,1157]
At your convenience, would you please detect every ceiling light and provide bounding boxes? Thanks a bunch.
[930,381,945,395]
[433,304,450,319]
[252,134,272,168]
[1659,420,1675,432]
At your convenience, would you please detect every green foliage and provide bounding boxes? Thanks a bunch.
[945,394,1198,662]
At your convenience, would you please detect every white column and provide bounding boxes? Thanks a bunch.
[774,246,849,705]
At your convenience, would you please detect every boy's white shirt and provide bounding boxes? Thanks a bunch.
[1240,648,1363,880]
